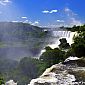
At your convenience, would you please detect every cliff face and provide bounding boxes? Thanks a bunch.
[28,57,85,85]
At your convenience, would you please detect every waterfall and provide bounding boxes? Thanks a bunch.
[52,31,71,38]
[39,31,77,56]
[48,31,77,49]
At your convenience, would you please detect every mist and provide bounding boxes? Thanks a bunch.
[0,22,46,60]
[0,22,76,61]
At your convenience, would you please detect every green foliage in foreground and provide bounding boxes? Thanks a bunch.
[0,57,47,85]
[40,46,65,67]
[0,75,5,85]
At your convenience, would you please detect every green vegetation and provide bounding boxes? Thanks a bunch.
[40,46,65,67]
[0,74,5,85]
[0,57,47,85]
[39,24,85,67]
[66,24,85,57]
[59,38,70,50]
[0,23,85,84]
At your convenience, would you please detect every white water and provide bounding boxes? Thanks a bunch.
[28,31,78,85]
[48,31,77,49]
[40,31,77,55]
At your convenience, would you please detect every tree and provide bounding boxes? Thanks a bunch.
[0,75,5,85]
[59,38,70,49]
[71,34,85,57]
[45,46,52,51]
[70,25,85,57]
[40,47,65,67]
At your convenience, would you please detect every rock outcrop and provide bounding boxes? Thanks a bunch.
[28,57,85,85]
[5,80,17,85]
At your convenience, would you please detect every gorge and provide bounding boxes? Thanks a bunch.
[0,22,84,85]
[0,22,76,60]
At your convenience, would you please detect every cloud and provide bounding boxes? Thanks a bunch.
[49,10,58,13]
[43,7,82,28]
[34,21,39,24]
[0,0,11,5]
[64,7,71,12]
[21,17,27,19]
[70,18,82,26]
[3,0,10,3]
[42,10,49,14]
[32,21,40,26]
[64,7,77,17]
[11,19,40,26]
[12,21,19,23]
[42,9,58,14]
[57,20,64,23]
[64,7,82,26]
[29,21,32,24]
[23,20,29,23]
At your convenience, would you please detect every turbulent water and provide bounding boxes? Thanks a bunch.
[47,31,76,49]
[40,31,76,56]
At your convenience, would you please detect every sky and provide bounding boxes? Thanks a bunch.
[0,0,84,27]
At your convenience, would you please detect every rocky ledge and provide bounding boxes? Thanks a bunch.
[28,57,85,85]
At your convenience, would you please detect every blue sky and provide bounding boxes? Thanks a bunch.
[0,0,84,27]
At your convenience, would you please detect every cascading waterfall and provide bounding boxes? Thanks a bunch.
[52,31,71,38]
[40,31,77,56]
[48,31,77,49]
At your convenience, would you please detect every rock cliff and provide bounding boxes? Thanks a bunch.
[28,57,85,85]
